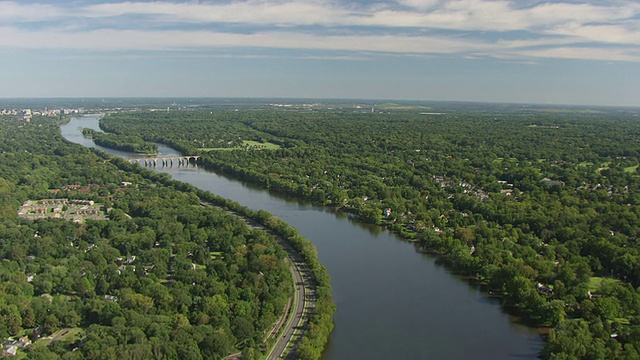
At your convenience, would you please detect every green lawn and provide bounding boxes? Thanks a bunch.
[588,276,620,293]
[200,140,280,151]
[595,163,638,174]
[199,147,237,151]
[614,317,631,325]
[597,161,612,173]
[34,327,83,347]
[242,140,281,150]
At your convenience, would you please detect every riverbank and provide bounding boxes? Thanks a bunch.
[60,114,542,360]
[106,155,335,360]
[195,157,553,332]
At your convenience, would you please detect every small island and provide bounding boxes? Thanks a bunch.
[82,128,158,154]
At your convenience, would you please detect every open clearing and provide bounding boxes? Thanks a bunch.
[588,276,620,293]
[200,140,281,151]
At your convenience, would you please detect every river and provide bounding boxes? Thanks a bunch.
[61,114,542,359]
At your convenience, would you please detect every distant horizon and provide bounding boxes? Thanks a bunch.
[2,1,639,108]
[1,96,639,110]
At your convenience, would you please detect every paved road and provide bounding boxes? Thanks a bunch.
[200,202,316,359]
[241,218,316,360]
[266,256,307,359]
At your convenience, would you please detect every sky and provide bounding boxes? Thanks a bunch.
[1,0,639,106]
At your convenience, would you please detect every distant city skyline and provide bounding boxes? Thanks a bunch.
[1,0,639,107]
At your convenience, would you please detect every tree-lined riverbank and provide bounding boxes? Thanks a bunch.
[62,112,542,359]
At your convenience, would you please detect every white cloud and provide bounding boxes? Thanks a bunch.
[78,0,640,32]
[1,0,640,62]
[0,26,491,54]
[546,22,640,45]
[83,0,357,26]
[396,0,441,10]
[0,1,63,21]
[517,46,640,62]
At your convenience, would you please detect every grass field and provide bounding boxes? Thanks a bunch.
[201,140,281,151]
[597,162,611,173]
[199,147,237,151]
[242,140,280,149]
[588,276,620,293]
[34,327,83,347]
[595,163,638,174]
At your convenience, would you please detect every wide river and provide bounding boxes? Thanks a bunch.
[61,114,542,359]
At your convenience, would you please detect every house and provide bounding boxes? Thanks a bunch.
[2,345,17,356]
[115,256,136,266]
[540,178,565,187]
[18,336,30,349]
[537,283,553,295]
[30,326,43,341]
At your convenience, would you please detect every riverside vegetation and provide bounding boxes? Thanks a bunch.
[96,104,640,359]
[81,128,158,154]
[0,113,333,359]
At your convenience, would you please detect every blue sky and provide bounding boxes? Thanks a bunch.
[1,0,639,106]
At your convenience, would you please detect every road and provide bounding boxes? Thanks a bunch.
[241,217,316,360]
[266,240,315,360]
[201,202,316,359]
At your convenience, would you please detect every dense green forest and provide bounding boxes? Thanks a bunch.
[0,114,332,359]
[81,128,158,154]
[99,106,640,359]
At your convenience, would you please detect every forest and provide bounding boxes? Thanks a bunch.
[81,128,158,154]
[97,105,640,359]
[0,113,332,359]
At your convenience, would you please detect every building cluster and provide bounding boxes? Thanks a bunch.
[18,199,107,223]
[1,108,82,121]
[434,175,497,202]
[1,336,31,357]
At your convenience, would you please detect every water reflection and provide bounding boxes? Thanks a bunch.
[60,114,542,360]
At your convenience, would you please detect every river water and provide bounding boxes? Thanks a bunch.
[61,114,542,359]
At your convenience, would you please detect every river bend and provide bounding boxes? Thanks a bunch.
[61,114,542,360]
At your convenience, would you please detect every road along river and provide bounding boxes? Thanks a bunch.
[61,114,542,360]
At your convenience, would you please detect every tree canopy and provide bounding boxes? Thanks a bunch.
[99,104,640,358]
[0,114,303,359]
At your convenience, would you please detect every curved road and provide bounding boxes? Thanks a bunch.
[200,202,316,359]
[266,243,314,359]
[242,218,316,360]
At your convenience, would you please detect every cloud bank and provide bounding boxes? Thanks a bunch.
[1,0,639,62]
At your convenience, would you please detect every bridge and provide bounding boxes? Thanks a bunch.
[128,156,202,168]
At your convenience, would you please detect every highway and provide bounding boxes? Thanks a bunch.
[242,218,316,360]
[200,202,315,359]
[266,239,315,359]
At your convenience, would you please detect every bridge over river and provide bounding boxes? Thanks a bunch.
[128,155,201,167]
[61,115,543,360]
